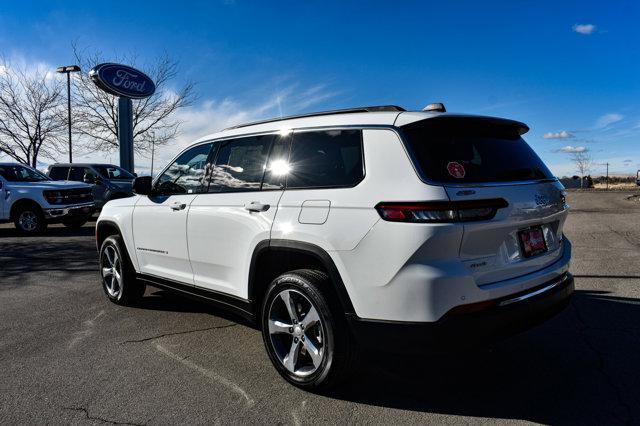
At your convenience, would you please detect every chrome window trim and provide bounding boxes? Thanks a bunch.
[153,123,558,191]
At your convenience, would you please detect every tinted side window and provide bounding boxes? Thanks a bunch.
[49,167,69,180]
[287,129,363,189]
[209,135,273,193]
[69,167,94,182]
[95,165,135,180]
[156,143,214,195]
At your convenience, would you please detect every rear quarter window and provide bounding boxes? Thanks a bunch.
[401,118,553,184]
[286,129,364,189]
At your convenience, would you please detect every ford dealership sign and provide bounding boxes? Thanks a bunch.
[89,63,155,99]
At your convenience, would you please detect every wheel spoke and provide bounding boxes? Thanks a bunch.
[111,274,120,294]
[302,336,322,368]
[102,267,113,277]
[301,305,320,329]
[268,319,292,335]
[284,339,301,372]
[113,268,121,283]
[105,247,114,267]
[280,290,299,323]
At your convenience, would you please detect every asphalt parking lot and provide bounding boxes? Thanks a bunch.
[1,191,639,425]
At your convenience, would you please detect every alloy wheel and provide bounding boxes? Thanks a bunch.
[18,211,38,232]
[101,245,122,298]
[267,289,325,377]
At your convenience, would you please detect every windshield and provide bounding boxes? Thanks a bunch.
[401,118,554,184]
[95,165,135,180]
[0,164,50,182]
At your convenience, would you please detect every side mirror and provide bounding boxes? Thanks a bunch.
[83,175,96,184]
[132,176,153,195]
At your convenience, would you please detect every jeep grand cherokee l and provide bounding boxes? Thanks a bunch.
[95,104,573,389]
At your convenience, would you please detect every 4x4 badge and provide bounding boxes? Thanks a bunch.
[535,193,550,206]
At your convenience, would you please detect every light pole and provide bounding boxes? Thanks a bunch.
[56,65,81,163]
[150,131,156,177]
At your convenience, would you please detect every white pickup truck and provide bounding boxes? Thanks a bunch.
[0,162,95,234]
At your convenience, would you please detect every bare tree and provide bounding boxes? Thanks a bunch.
[571,150,593,188]
[71,45,196,156]
[0,60,66,167]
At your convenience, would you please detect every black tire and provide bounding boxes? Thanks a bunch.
[62,217,89,228]
[13,204,47,235]
[261,269,358,390]
[99,235,145,305]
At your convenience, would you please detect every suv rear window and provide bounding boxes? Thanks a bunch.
[401,118,553,184]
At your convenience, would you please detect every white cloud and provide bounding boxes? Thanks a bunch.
[595,113,624,129]
[543,130,573,139]
[556,146,587,153]
[150,83,338,168]
[0,54,341,173]
[573,24,596,35]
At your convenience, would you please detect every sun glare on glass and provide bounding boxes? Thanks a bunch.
[269,159,291,176]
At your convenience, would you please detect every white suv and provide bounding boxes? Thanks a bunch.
[96,105,573,389]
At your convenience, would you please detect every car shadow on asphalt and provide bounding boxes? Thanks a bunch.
[0,229,97,276]
[326,290,640,424]
[0,224,95,239]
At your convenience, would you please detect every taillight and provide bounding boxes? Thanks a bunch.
[375,199,508,223]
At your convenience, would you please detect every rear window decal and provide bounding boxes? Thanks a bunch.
[447,162,466,179]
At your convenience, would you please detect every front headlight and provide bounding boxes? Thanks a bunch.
[43,190,63,204]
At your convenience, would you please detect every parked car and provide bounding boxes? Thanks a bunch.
[95,104,573,389]
[0,163,95,234]
[46,163,135,208]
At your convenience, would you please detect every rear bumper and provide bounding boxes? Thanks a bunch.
[347,272,574,353]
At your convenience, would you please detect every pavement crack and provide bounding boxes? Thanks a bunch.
[62,406,145,426]
[571,302,635,425]
[118,323,237,344]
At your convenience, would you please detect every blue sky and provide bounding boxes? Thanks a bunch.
[0,0,638,176]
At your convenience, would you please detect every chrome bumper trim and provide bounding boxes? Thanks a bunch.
[44,202,95,218]
[498,274,569,307]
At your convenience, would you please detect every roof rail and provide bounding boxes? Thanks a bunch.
[223,105,406,130]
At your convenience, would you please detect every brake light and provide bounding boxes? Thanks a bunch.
[375,199,508,223]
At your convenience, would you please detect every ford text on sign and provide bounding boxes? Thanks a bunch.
[89,63,155,99]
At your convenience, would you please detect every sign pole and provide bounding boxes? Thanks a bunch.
[89,62,156,174]
[118,96,134,173]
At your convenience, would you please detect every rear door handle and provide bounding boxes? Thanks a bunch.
[244,201,270,212]
[170,202,187,211]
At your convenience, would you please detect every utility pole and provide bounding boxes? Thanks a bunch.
[606,162,609,191]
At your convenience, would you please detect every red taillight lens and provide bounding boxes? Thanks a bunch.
[375,199,508,223]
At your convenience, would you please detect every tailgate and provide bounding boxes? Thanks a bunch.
[445,180,568,286]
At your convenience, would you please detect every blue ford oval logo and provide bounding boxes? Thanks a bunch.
[89,63,155,99]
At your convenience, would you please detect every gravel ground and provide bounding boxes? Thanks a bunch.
[1,191,639,425]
